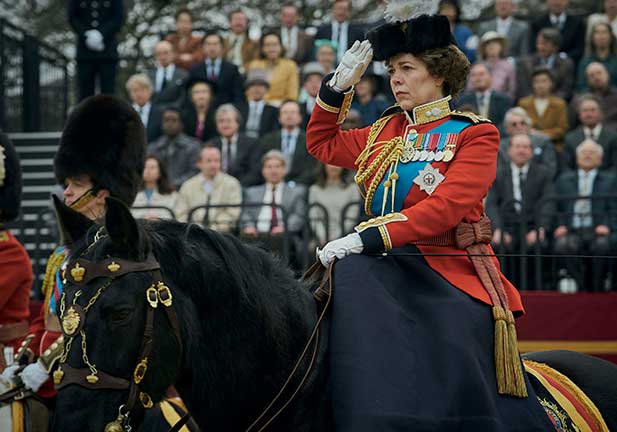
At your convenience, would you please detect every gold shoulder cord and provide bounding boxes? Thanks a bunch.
[42,248,68,325]
[354,114,405,216]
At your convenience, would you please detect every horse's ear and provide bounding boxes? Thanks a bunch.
[104,197,141,258]
[53,194,94,247]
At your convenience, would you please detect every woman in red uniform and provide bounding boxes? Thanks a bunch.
[307,10,554,432]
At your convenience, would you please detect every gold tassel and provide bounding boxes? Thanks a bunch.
[506,310,528,397]
[493,306,528,398]
[492,306,509,395]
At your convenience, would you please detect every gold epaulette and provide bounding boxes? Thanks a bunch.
[355,212,408,232]
[450,110,493,124]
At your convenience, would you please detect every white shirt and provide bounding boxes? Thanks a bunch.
[476,91,491,117]
[246,100,265,137]
[496,16,513,36]
[257,182,284,232]
[534,98,549,117]
[281,26,299,59]
[220,134,238,172]
[510,162,530,212]
[332,21,349,61]
[583,124,602,141]
[550,12,567,29]
[205,57,222,79]
[573,168,598,228]
[133,102,151,127]
[281,128,299,168]
[155,64,175,92]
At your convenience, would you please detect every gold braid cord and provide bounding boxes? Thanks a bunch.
[42,248,68,327]
[354,114,404,216]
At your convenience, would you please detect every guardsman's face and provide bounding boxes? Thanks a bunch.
[64,175,94,207]
[387,53,444,111]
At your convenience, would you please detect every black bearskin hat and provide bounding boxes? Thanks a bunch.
[367,15,456,61]
[54,95,146,205]
[0,131,22,223]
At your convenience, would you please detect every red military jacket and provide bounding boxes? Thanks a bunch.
[307,83,523,314]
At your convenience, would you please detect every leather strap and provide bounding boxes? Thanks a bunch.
[65,255,161,285]
[55,364,131,390]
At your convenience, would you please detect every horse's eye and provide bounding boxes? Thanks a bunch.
[109,309,132,323]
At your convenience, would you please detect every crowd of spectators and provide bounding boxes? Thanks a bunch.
[113,0,617,289]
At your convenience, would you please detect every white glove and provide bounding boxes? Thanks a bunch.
[317,233,364,267]
[20,361,49,392]
[85,29,105,52]
[0,364,19,388]
[329,40,373,92]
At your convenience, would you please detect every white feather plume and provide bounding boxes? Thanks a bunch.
[383,0,436,23]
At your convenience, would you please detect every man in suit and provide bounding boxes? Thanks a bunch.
[240,150,307,266]
[279,3,313,65]
[476,0,530,58]
[553,139,617,291]
[564,94,617,171]
[175,146,242,232]
[259,100,318,186]
[224,9,258,74]
[517,27,574,101]
[487,134,554,288]
[189,31,245,107]
[530,0,586,65]
[235,69,279,139]
[147,108,201,188]
[569,62,617,130]
[205,104,262,186]
[300,62,326,128]
[126,73,163,143]
[455,63,513,128]
[146,40,188,110]
[314,0,365,62]
[499,107,558,178]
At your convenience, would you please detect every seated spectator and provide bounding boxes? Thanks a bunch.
[240,150,307,264]
[439,0,478,63]
[175,146,242,232]
[314,0,364,62]
[248,31,299,105]
[205,104,262,186]
[564,95,617,171]
[576,22,617,91]
[235,69,279,139]
[351,74,390,127]
[126,73,163,143]
[553,139,617,292]
[586,0,617,44]
[189,32,244,107]
[518,68,568,150]
[146,40,188,110]
[570,62,617,130]
[259,100,317,186]
[224,9,258,74]
[299,62,326,128]
[309,163,360,245]
[469,31,516,99]
[476,0,529,58]
[517,28,574,101]
[341,108,363,130]
[165,7,203,71]
[499,107,557,179]
[486,133,554,288]
[147,107,201,189]
[315,40,337,74]
[182,78,217,143]
[132,155,179,220]
[456,62,512,128]
[279,2,313,65]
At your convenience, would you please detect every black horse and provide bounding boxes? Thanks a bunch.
[50,198,617,432]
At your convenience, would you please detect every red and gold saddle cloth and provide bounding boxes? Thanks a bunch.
[524,360,609,432]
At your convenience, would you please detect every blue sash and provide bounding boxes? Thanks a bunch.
[370,119,471,215]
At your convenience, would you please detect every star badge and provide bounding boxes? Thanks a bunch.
[413,164,445,195]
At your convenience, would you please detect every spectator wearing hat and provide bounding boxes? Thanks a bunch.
[350,74,390,127]
[205,104,263,186]
[477,0,530,58]
[182,78,218,143]
[299,62,326,128]
[145,40,188,110]
[518,68,568,149]
[248,31,299,106]
[576,21,617,91]
[235,69,280,139]
[517,27,574,101]
[126,73,163,143]
[314,39,337,74]
[224,9,259,74]
[570,62,617,130]
[189,32,245,107]
[279,3,314,65]
[468,31,516,99]
[314,0,364,62]
[165,7,204,71]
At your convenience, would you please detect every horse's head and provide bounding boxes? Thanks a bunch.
[51,197,182,432]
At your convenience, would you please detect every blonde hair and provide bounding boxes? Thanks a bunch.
[125,73,153,92]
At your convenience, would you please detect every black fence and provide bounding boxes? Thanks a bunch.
[0,18,69,132]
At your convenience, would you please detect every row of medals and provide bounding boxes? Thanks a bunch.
[400,129,455,164]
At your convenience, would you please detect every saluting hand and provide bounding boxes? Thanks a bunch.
[328,40,373,91]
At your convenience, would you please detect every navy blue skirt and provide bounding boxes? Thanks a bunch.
[328,245,554,431]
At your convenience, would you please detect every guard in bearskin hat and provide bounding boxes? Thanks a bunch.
[0,132,33,372]
[307,1,555,430]
[1,94,146,399]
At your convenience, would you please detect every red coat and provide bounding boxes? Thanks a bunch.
[0,229,33,351]
[307,88,523,314]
